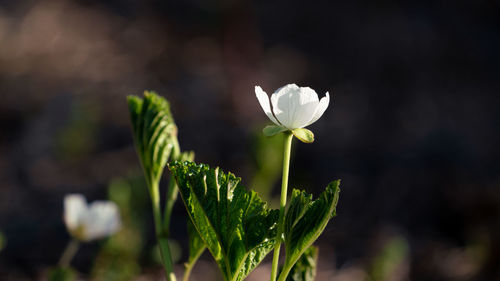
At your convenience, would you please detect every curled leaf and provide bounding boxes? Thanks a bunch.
[127,91,178,186]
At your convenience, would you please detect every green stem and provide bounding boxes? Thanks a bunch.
[276,263,293,281]
[270,132,293,281]
[151,182,177,281]
[58,239,79,267]
[163,137,181,233]
[163,177,178,235]
[183,263,194,281]
[183,247,204,281]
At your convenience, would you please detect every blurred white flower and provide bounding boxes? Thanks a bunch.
[63,194,121,242]
[255,84,330,130]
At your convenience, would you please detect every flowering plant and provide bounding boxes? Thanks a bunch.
[127,86,340,281]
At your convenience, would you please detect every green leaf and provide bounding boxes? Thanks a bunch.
[291,128,314,143]
[279,181,340,281]
[285,246,319,281]
[169,161,279,281]
[263,125,287,137]
[127,91,178,187]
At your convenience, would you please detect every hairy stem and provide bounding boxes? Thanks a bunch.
[270,132,293,281]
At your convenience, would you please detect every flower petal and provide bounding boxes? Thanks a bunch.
[271,84,319,129]
[255,86,280,126]
[64,194,88,233]
[306,92,330,126]
[84,201,121,241]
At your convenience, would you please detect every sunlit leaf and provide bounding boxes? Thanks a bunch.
[127,91,178,187]
[279,181,340,280]
[169,161,279,281]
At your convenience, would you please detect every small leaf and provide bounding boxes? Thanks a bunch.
[263,125,287,137]
[291,128,314,143]
[169,161,279,281]
[279,181,340,281]
[127,91,178,186]
[286,246,318,281]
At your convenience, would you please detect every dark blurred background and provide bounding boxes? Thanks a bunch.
[0,0,499,280]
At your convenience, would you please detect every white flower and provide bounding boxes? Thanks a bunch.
[255,84,330,142]
[64,194,121,242]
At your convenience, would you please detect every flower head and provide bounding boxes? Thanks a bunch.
[64,194,121,242]
[255,84,330,142]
